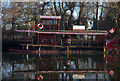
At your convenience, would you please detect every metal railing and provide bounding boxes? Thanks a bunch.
[15,37,105,48]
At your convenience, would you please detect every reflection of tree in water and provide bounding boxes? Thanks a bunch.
[78,58,96,69]
[2,62,12,78]
[2,53,106,80]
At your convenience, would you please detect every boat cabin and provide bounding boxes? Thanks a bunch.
[36,16,61,45]
[40,16,61,30]
[13,16,107,49]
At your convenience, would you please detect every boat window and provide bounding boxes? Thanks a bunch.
[84,35,88,40]
[42,20,53,25]
[88,35,92,40]
[41,39,44,42]
[54,19,57,25]
[80,35,84,38]
[51,39,54,43]
[93,35,96,40]
[16,35,23,39]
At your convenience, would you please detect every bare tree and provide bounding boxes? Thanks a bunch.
[76,2,84,25]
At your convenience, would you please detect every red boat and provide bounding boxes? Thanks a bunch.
[9,16,108,54]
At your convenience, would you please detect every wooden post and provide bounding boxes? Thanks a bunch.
[12,59,14,79]
[26,45,29,61]
[32,38,33,44]
[57,19,59,30]
[61,39,63,46]
[65,73,67,81]
[62,73,64,81]
[63,34,65,38]
[54,34,57,45]
[96,73,98,81]
[75,58,79,70]
[88,35,89,46]
[60,58,62,70]
[67,46,69,59]
[26,54,29,62]
[61,59,64,81]
[39,47,41,58]
[26,44,29,71]
[36,58,38,71]
[104,46,106,59]
[49,73,51,80]
[26,44,29,50]
[104,40,107,74]
[70,73,73,81]
[70,34,71,46]
[97,40,98,46]
[23,46,24,49]
[37,33,39,44]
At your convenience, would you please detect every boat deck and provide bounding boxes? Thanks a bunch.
[15,29,108,35]
[20,44,104,48]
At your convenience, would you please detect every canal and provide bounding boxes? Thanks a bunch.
[2,50,111,81]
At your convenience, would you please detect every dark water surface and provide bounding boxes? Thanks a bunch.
[2,51,111,81]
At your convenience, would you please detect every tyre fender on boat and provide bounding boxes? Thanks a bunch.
[37,23,43,29]
[37,75,43,81]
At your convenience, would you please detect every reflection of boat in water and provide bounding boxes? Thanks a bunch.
[9,16,107,54]
[12,56,107,80]
[8,16,108,80]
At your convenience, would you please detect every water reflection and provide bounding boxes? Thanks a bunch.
[2,51,110,80]
[2,62,12,78]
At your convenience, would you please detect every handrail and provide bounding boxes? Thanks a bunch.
[15,37,105,47]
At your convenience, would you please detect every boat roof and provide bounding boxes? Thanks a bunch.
[40,16,61,19]
[15,29,108,35]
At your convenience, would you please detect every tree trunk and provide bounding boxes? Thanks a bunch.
[68,3,75,30]
[96,2,99,30]
[54,2,59,16]
[77,2,84,25]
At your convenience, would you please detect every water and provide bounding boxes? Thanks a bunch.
[2,51,111,81]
